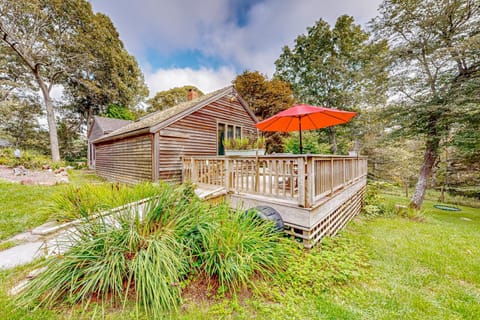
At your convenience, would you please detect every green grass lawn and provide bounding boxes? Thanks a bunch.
[179,195,480,319]
[0,170,104,241]
[0,189,479,319]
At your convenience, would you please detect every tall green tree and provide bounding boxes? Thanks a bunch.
[275,15,388,153]
[0,97,43,148]
[233,71,295,153]
[0,0,147,161]
[64,13,148,126]
[372,0,480,209]
[147,86,203,113]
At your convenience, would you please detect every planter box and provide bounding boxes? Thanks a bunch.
[225,149,265,156]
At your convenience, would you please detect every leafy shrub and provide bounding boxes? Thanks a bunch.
[362,181,394,217]
[283,131,331,154]
[17,183,290,317]
[447,186,480,199]
[0,147,65,169]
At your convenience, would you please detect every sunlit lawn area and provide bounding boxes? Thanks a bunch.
[0,185,479,319]
[177,195,480,319]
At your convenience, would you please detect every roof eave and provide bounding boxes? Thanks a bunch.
[149,86,235,133]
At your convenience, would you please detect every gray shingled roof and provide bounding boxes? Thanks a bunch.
[94,86,235,143]
[93,116,132,134]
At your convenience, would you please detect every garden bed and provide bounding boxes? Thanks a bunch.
[0,165,69,185]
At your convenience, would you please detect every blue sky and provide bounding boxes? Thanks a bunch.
[90,0,382,96]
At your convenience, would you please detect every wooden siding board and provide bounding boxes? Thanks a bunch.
[94,134,153,183]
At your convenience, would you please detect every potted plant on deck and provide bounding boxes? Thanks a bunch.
[223,136,266,156]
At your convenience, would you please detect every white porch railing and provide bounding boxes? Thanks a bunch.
[182,155,367,208]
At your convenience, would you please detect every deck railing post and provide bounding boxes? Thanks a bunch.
[297,156,306,207]
[191,158,198,183]
[254,155,260,193]
[330,158,334,196]
[305,156,314,208]
[224,157,230,192]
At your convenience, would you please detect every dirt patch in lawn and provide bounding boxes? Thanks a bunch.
[0,165,69,185]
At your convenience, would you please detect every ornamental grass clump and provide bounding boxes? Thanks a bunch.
[47,182,163,221]
[16,182,290,316]
[18,183,205,317]
[198,204,289,293]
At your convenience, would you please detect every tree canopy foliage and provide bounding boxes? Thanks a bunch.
[275,15,389,154]
[103,104,136,121]
[372,0,480,208]
[0,0,147,161]
[146,86,204,113]
[233,71,295,153]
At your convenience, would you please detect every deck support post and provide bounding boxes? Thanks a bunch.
[254,154,260,193]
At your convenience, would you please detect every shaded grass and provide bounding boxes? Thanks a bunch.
[0,170,104,241]
[381,183,480,208]
[0,182,60,240]
[1,188,479,319]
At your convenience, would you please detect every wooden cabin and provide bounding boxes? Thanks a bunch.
[87,116,132,169]
[92,86,258,184]
[92,86,367,248]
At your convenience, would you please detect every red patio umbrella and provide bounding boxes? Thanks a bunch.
[255,104,357,154]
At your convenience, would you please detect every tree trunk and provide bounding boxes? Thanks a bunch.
[35,72,60,162]
[409,138,439,209]
[329,127,337,154]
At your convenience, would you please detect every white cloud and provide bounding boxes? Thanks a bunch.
[145,66,237,95]
[49,85,64,102]
[203,0,382,75]
[90,0,230,58]
[90,0,383,89]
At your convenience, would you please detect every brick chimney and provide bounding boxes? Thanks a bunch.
[187,88,198,101]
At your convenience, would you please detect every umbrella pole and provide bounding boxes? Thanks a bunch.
[299,116,303,154]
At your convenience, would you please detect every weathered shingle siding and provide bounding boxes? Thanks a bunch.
[95,134,152,184]
[158,96,257,183]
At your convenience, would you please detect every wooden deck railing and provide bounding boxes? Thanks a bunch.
[182,155,367,208]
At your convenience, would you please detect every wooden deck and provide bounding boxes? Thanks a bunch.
[182,155,367,247]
